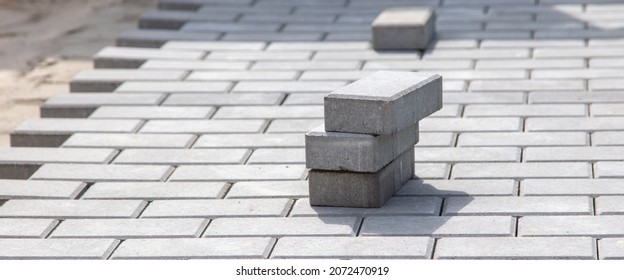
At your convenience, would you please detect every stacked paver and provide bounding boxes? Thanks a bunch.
[306,71,442,208]
[3,0,624,260]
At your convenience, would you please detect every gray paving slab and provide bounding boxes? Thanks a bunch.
[0,239,119,259]
[416,132,455,147]
[306,123,418,172]
[70,69,186,92]
[50,218,208,239]
[226,181,308,198]
[0,199,147,218]
[591,104,624,117]
[204,217,358,237]
[117,29,220,48]
[444,92,525,104]
[207,51,311,61]
[0,147,117,164]
[360,216,515,237]
[324,71,442,135]
[528,118,624,132]
[140,10,238,29]
[309,149,414,208]
[414,163,449,179]
[62,133,196,149]
[13,119,143,134]
[452,162,591,179]
[520,216,624,237]
[372,7,435,50]
[232,81,346,93]
[42,93,165,108]
[0,180,86,199]
[265,119,323,133]
[0,219,58,238]
[476,59,585,69]
[443,196,591,216]
[414,147,520,163]
[139,120,267,134]
[272,237,433,259]
[435,237,596,260]
[471,80,585,91]
[247,148,304,164]
[94,46,204,68]
[213,106,323,119]
[30,164,173,182]
[83,182,227,200]
[113,148,250,165]
[595,162,624,178]
[464,104,586,117]
[112,238,273,259]
[182,22,280,32]
[363,60,474,71]
[89,106,214,119]
[522,179,624,196]
[593,132,624,146]
[599,238,624,259]
[458,132,588,147]
[194,133,304,148]
[290,197,442,217]
[529,92,624,104]
[115,81,232,93]
[169,164,306,182]
[187,70,298,81]
[163,93,284,106]
[141,198,290,218]
[397,179,515,196]
[595,196,624,215]
[525,147,624,162]
[420,118,522,132]
[140,59,250,70]
[162,41,266,51]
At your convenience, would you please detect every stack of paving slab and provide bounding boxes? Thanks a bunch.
[306,71,442,208]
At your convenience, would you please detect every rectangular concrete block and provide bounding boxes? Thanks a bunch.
[113,148,250,165]
[0,199,147,218]
[360,216,515,237]
[291,197,441,217]
[62,133,196,149]
[306,123,418,172]
[324,71,442,135]
[0,219,58,238]
[272,237,433,259]
[112,238,273,259]
[169,164,306,182]
[205,217,358,237]
[0,180,86,199]
[309,148,414,208]
[372,8,436,50]
[435,237,596,260]
[83,182,227,200]
[141,198,290,218]
[30,164,173,182]
[0,239,119,259]
[50,218,208,239]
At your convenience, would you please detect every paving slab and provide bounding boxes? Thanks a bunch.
[247,148,304,164]
[226,181,308,198]
[520,216,624,237]
[83,182,227,200]
[112,238,273,259]
[30,164,173,182]
[62,133,196,149]
[204,217,358,237]
[452,162,591,179]
[306,123,418,172]
[324,71,442,135]
[0,219,58,238]
[194,133,304,148]
[414,147,520,163]
[360,216,515,237]
[139,120,266,134]
[89,106,214,119]
[458,132,588,147]
[141,198,290,218]
[0,147,117,164]
[443,196,591,216]
[290,197,441,217]
[50,218,209,239]
[0,199,147,218]
[70,69,187,92]
[163,93,284,106]
[435,237,596,260]
[397,179,515,196]
[599,239,624,259]
[140,10,238,29]
[169,164,306,182]
[115,81,232,93]
[0,239,119,259]
[113,148,250,165]
[272,237,433,259]
[0,180,86,199]
[214,106,323,119]
[117,29,221,48]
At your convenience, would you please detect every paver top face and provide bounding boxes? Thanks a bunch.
[373,7,433,26]
[326,71,441,101]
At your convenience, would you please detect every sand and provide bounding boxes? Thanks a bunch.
[0,0,156,146]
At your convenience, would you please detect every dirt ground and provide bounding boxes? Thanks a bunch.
[0,0,156,146]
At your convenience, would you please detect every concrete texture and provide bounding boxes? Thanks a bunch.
[324,71,442,135]
[372,7,436,50]
[308,148,414,208]
[305,122,418,172]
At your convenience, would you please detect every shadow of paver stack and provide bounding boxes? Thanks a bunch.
[306,71,442,208]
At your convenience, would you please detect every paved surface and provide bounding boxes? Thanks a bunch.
[2,0,624,259]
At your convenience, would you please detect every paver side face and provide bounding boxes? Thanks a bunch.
[372,8,435,50]
[324,71,442,135]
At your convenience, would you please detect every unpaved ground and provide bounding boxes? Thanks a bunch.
[0,0,156,146]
